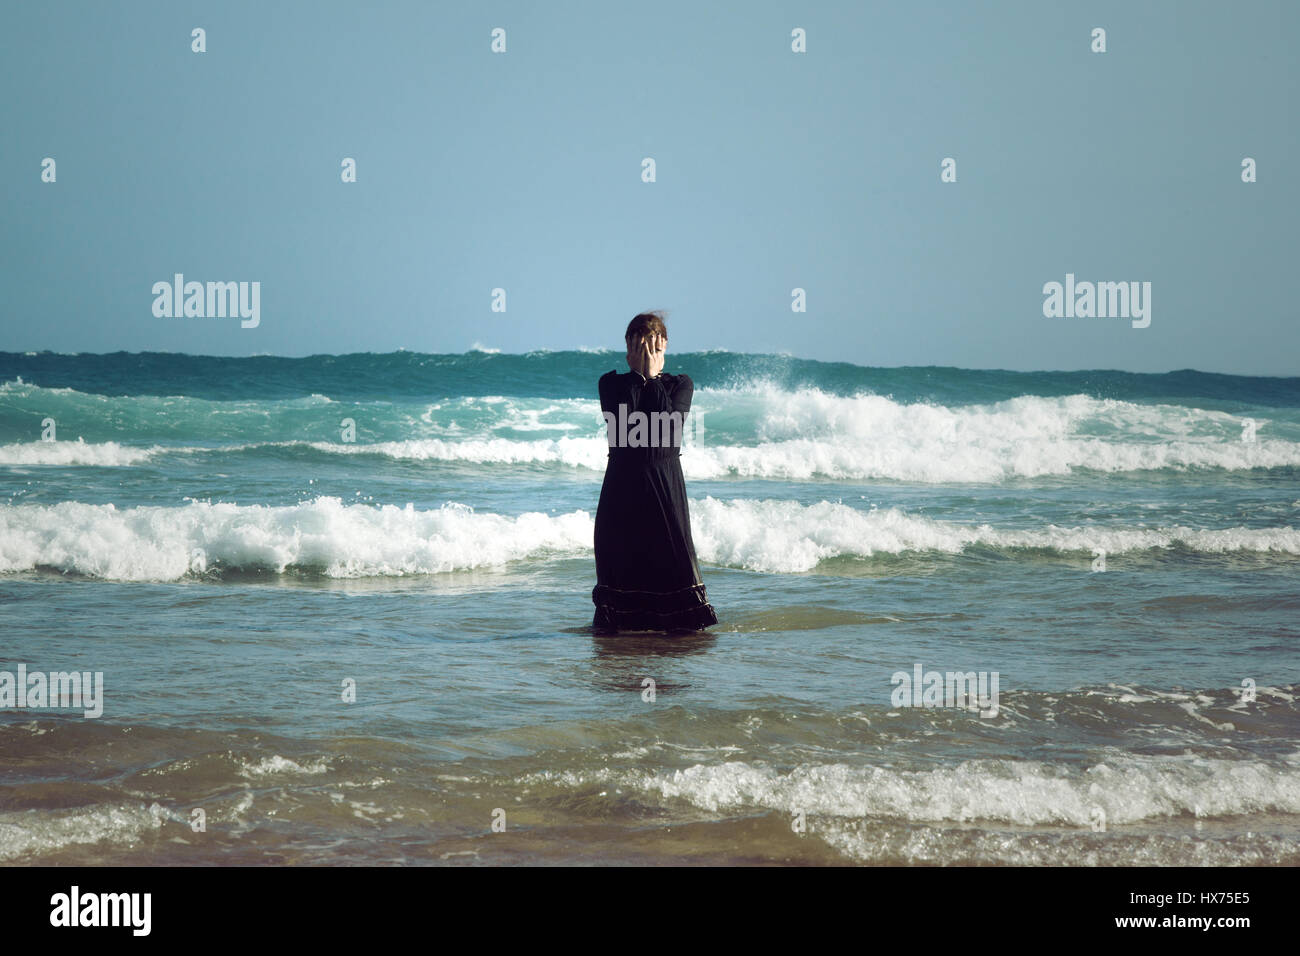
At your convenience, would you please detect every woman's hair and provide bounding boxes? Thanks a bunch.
[625,311,668,345]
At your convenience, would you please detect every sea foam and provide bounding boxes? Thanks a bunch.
[535,751,1300,826]
[0,497,1296,580]
[3,384,1298,481]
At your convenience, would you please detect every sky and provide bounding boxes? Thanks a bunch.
[1,0,1296,374]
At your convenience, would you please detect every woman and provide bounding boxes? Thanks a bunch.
[592,312,718,631]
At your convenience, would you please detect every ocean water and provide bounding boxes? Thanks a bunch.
[1,349,1297,865]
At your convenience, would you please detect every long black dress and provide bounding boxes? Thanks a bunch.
[592,369,718,631]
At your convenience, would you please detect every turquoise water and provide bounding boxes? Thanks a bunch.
[1,350,1297,864]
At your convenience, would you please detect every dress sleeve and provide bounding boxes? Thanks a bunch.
[670,374,694,417]
[598,370,620,415]
[599,369,673,415]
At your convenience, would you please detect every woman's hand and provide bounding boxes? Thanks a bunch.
[643,333,665,378]
[626,337,645,377]
[626,333,666,379]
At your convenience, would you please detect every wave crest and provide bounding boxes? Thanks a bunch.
[0,497,1295,580]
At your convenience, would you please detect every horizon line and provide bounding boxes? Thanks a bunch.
[2,349,1298,380]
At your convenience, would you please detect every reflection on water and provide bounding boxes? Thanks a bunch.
[586,631,717,695]
[591,632,717,658]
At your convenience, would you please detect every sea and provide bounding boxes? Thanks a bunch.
[1,349,1297,865]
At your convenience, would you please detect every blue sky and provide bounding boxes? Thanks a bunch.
[2,0,1296,373]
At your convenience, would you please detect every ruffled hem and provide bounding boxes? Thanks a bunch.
[591,583,718,632]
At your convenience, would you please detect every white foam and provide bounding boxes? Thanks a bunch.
[0,802,172,861]
[689,497,1300,572]
[0,497,593,580]
[5,384,1297,482]
[676,387,1300,481]
[0,496,1295,579]
[0,440,161,467]
[237,755,330,777]
[813,817,1297,865]
[628,753,1300,825]
[249,388,1300,481]
[682,434,1300,481]
[299,436,609,469]
[207,430,1300,483]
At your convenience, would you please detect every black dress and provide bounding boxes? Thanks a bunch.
[592,369,718,631]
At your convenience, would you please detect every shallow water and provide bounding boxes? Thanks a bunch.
[1,351,1297,864]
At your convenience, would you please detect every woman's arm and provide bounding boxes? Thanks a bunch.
[670,374,694,417]
[598,370,621,415]
[600,369,673,415]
